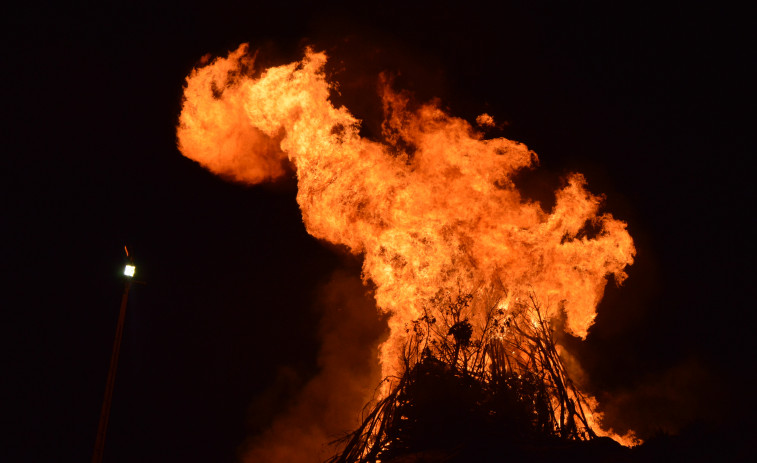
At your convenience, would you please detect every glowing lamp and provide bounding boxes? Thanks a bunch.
[123,264,136,277]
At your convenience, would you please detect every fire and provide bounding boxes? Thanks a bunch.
[177,44,636,444]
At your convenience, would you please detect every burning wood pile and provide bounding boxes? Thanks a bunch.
[329,287,601,462]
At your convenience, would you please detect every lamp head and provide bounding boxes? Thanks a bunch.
[124,264,136,278]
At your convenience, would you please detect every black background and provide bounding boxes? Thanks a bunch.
[3,2,753,462]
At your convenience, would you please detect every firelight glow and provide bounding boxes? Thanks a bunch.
[176,44,637,444]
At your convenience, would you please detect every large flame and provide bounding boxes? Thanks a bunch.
[177,44,636,443]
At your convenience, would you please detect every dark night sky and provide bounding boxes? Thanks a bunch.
[3,2,753,462]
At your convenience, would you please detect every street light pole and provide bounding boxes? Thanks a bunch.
[92,248,135,463]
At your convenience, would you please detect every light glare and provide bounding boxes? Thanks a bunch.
[124,264,136,277]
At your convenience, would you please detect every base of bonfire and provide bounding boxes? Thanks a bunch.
[327,289,629,463]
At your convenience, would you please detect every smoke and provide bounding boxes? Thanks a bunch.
[241,271,387,462]
[596,358,721,440]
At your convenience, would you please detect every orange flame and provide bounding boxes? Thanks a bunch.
[177,44,637,443]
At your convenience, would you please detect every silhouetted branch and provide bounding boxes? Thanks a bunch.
[328,286,599,462]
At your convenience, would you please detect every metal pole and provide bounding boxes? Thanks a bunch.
[92,278,132,463]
